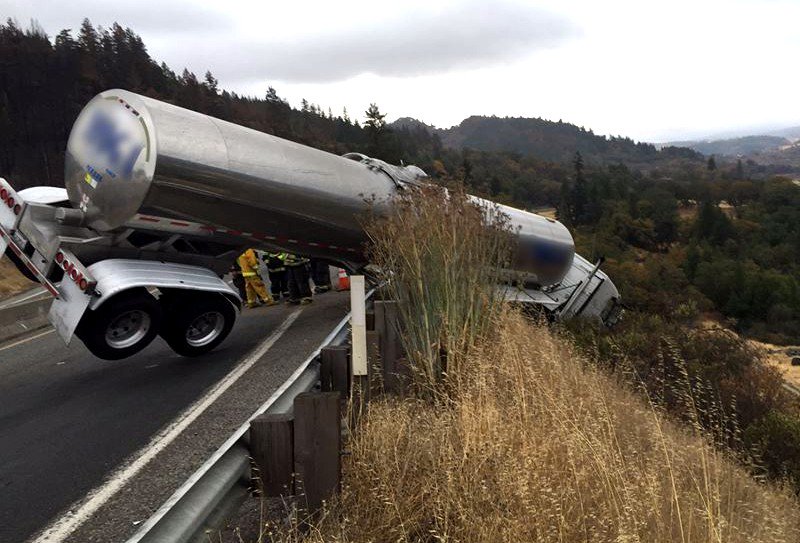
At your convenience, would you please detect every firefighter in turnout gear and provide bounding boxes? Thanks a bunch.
[284,253,313,305]
[266,252,289,300]
[310,259,332,294]
[237,249,275,308]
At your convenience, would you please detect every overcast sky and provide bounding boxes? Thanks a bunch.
[4,0,800,141]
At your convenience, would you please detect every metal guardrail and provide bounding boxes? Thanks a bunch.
[126,300,362,543]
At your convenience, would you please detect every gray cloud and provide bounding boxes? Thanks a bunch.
[192,2,578,84]
[0,0,233,35]
[2,0,575,84]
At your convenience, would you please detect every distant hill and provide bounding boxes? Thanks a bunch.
[766,126,800,141]
[392,115,701,165]
[667,135,791,157]
[750,141,800,168]
[393,117,438,132]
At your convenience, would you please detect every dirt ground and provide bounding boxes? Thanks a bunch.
[677,201,736,222]
[533,207,557,219]
[751,338,800,389]
[0,258,33,298]
[697,315,800,389]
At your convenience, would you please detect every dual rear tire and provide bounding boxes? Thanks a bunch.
[159,291,236,357]
[76,289,236,360]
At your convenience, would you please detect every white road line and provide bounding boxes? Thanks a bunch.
[0,328,54,353]
[31,307,304,543]
[0,287,47,310]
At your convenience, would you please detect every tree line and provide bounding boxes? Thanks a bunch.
[0,18,417,188]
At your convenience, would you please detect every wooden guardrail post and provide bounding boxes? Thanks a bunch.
[249,413,294,497]
[366,330,381,397]
[366,309,375,331]
[293,391,341,513]
[320,345,350,397]
[374,300,406,394]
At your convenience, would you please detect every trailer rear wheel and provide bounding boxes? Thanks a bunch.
[160,293,236,357]
[76,289,163,360]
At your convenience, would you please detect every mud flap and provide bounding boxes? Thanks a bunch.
[48,277,91,345]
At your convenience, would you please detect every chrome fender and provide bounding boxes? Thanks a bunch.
[87,259,242,312]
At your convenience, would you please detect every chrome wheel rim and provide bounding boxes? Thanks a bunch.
[105,310,151,349]
[185,311,225,347]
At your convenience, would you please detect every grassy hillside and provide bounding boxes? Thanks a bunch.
[753,143,800,169]
[284,313,799,542]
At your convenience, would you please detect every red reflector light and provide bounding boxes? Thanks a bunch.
[79,279,88,291]
[6,197,14,208]
[0,188,7,201]
[13,204,21,215]
[55,252,65,264]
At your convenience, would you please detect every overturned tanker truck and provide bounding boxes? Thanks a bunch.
[0,89,621,360]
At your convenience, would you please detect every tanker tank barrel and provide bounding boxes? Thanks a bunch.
[65,89,575,287]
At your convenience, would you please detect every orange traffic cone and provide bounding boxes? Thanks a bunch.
[336,268,350,291]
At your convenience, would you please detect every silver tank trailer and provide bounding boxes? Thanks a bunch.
[65,89,574,286]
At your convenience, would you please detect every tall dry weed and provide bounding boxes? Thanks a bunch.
[365,184,512,396]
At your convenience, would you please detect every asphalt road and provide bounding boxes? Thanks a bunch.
[0,292,350,543]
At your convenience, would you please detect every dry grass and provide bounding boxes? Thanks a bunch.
[0,257,32,298]
[285,312,800,543]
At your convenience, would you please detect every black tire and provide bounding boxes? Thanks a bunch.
[159,292,236,357]
[76,288,163,360]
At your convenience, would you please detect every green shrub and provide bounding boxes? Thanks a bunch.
[745,411,800,487]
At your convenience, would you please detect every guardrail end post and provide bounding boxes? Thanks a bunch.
[250,413,295,498]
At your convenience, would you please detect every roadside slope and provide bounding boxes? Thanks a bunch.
[0,258,32,299]
[287,312,800,542]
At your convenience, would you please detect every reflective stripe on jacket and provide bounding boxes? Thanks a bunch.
[283,253,309,267]
[267,252,287,272]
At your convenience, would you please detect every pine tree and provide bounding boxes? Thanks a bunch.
[364,103,386,131]
[265,86,282,103]
[203,71,218,93]
[572,151,588,224]
[557,179,573,227]
[365,103,387,158]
